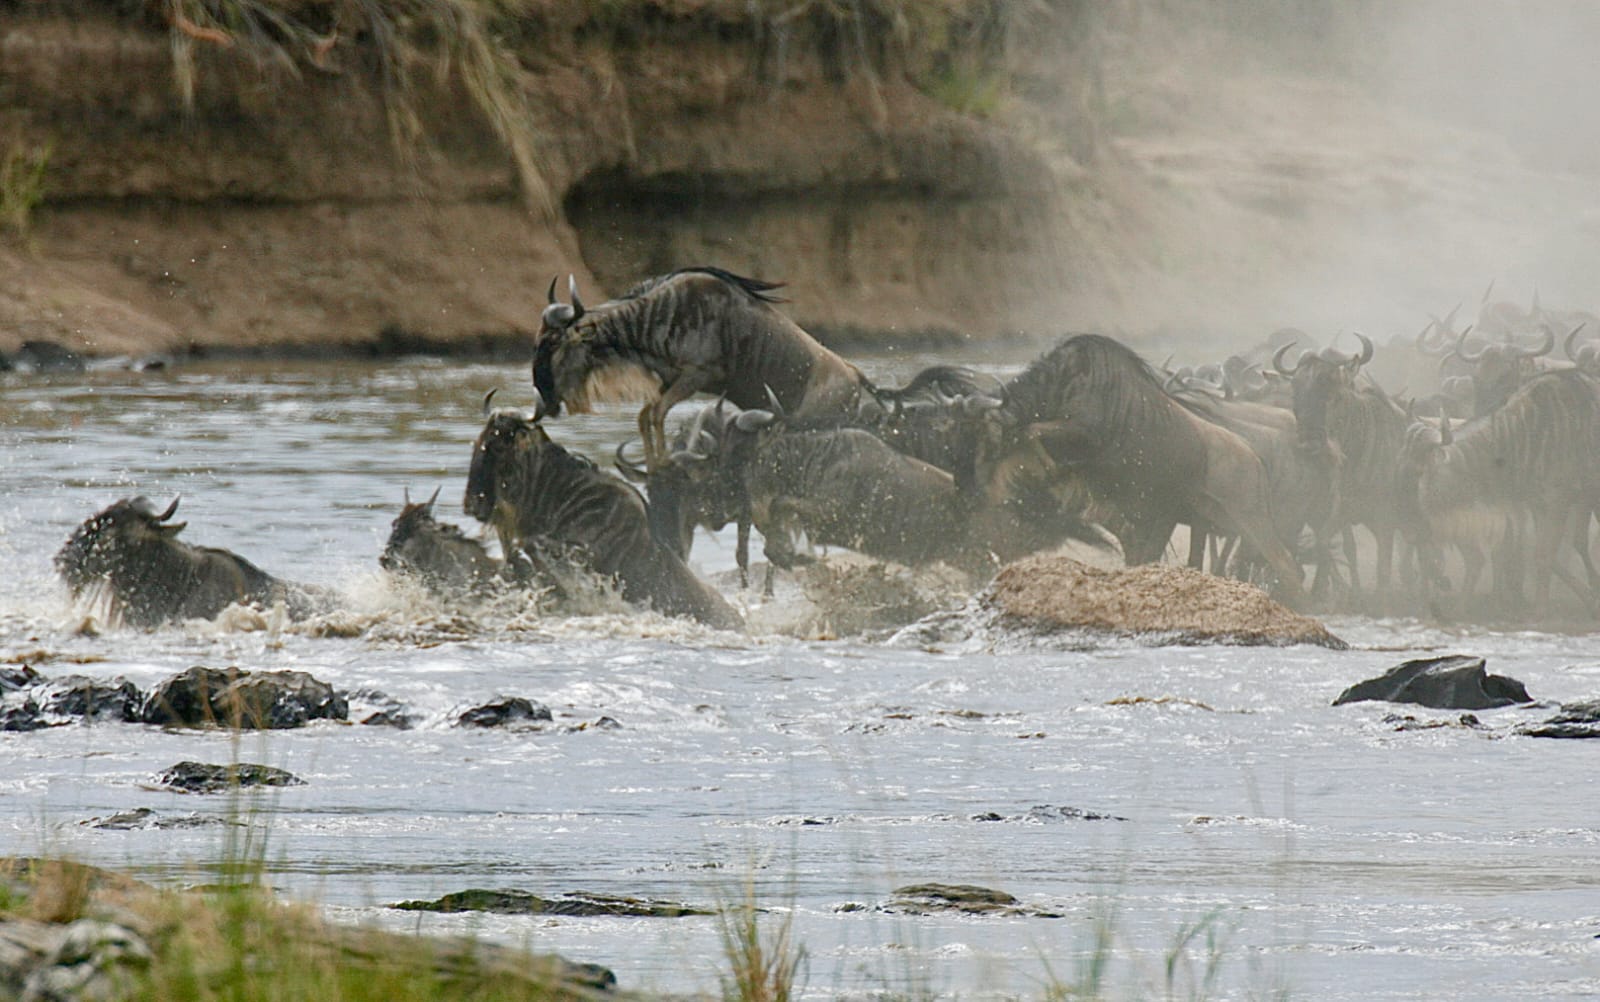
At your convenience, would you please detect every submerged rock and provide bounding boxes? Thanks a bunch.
[1333,655,1532,710]
[81,808,233,831]
[155,761,306,794]
[1518,699,1600,739]
[982,555,1345,648]
[455,697,552,729]
[880,883,1063,918]
[142,666,347,729]
[390,888,711,917]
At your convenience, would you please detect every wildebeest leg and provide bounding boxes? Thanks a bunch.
[641,373,712,471]
[1121,519,1176,566]
[1568,507,1600,601]
[1187,523,1209,571]
[1529,506,1567,605]
[736,520,751,591]
[1342,526,1362,595]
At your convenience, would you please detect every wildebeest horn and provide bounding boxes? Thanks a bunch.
[1520,323,1556,358]
[568,275,585,320]
[763,384,786,418]
[546,276,558,305]
[158,495,181,521]
[1454,324,1486,363]
[531,388,549,422]
[1480,280,1495,307]
[957,393,1004,417]
[1564,322,1589,361]
[426,486,441,510]
[483,388,499,417]
[403,486,411,505]
[734,409,776,433]
[1271,341,1301,376]
[614,440,649,480]
[1351,332,1374,368]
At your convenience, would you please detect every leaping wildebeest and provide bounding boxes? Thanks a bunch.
[957,333,1307,604]
[464,393,744,631]
[55,496,332,627]
[532,267,879,471]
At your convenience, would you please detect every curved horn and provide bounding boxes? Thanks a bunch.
[1455,324,1487,363]
[532,388,549,422]
[567,275,585,320]
[734,409,777,433]
[1271,341,1302,376]
[157,495,181,521]
[483,388,499,417]
[1519,323,1556,359]
[1565,322,1588,361]
[546,276,558,305]
[614,440,649,480]
[1351,332,1374,368]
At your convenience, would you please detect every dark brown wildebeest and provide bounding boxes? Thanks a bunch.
[381,488,509,597]
[55,496,331,627]
[637,403,1111,594]
[464,396,744,630]
[531,267,991,472]
[532,267,877,471]
[957,333,1306,604]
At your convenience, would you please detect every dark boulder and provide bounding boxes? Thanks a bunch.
[155,761,306,794]
[0,666,43,691]
[1333,655,1532,710]
[142,666,347,729]
[1518,699,1600,739]
[879,883,1064,918]
[0,700,50,732]
[81,808,232,831]
[456,697,552,729]
[38,676,143,724]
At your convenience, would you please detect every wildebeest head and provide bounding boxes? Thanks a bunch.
[382,487,501,595]
[464,392,556,533]
[1273,332,1374,444]
[628,401,750,557]
[1449,323,1554,417]
[54,495,184,597]
[530,275,660,421]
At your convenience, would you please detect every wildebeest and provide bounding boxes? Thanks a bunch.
[640,404,1109,593]
[381,488,509,597]
[464,396,744,630]
[532,267,879,470]
[1272,333,1411,594]
[958,334,1306,603]
[55,496,331,627]
[1399,369,1600,606]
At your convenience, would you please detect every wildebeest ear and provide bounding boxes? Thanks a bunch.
[734,410,776,433]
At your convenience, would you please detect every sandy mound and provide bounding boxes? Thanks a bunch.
[983,555,1345,648]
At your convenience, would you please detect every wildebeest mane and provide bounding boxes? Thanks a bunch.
[1001,333,1185,439]
[619,266,788,304]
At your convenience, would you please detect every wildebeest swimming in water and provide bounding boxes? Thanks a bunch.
[531,267,990,472]
[381,488,510,598]
[55,496,332,628]
[464,394,744,631]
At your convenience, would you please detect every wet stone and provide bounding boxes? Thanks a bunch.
[0,666,43,692]
[345,688,416,729]
[38,676,144,724]
[390,888,711,917]
[155,761,306,794]
[455,697,552,728]
[1518,699,1600,739]
[1333,655,1532,710]
[972,805,1127,823]
[81,808,232,831]
[883,883,1063,918]
[0,700,51,733]
[142,666,347,729]
[1383,712,1487,732]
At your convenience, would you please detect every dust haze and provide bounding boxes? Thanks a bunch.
[1058,0,1600,359]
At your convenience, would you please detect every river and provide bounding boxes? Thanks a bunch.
[2,356,1598,999]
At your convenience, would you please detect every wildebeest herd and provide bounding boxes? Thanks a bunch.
[53,268,1600,630]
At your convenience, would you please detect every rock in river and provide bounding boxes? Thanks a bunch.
[391,888,710,917]
[1333,655,1532,710]
[155,761,306,794]
[142,666,347,729]
[982,555,1345,648]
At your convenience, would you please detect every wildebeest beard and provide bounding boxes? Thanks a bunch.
[54,496,326,628]
[464,410,743,630]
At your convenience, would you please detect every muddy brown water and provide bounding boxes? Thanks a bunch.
[2,357,1598,999]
